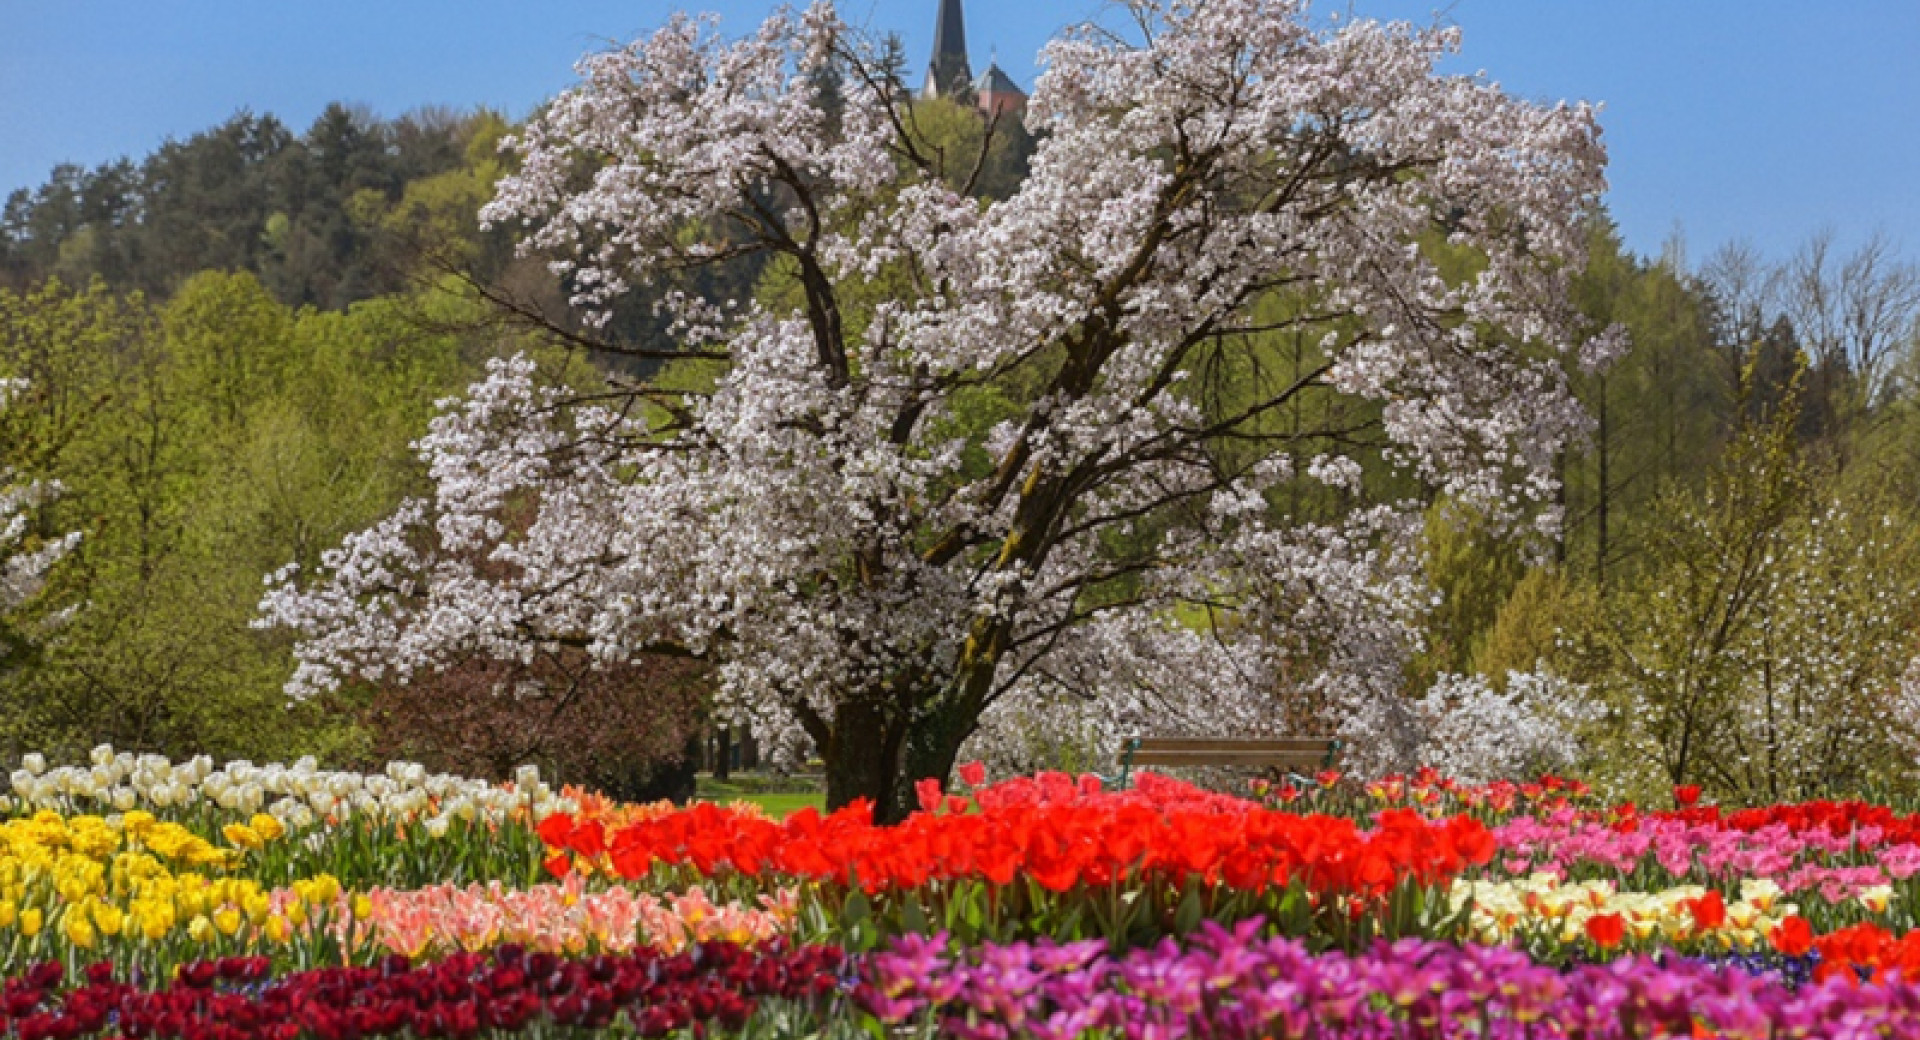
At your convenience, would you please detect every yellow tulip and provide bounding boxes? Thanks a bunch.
[311,874,341,905]
[351,894,372,921]
[93,903,125,938]
[222,824,263,851]
[0,901,14,929]
[265,914,290,943]
[20,908,42,937]
[213,908,242,937]
[250,814,286,843]
[64,912,96,949]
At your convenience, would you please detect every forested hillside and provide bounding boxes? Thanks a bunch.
[1,105,512,307]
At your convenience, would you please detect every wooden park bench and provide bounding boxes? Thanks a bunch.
[1105,736,1343,790]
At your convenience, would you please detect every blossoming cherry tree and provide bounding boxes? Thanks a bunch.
[264,0,1612,814]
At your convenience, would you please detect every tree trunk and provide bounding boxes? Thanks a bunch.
[1595,372,1611,588]
[819,688,980,823]
[822,697,908,820]
[820,620,1010,821]
[898,705,969,819]
[714,726,733,782]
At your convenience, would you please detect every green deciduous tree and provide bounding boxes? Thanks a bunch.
[1561,380,1920,800]
[0,273,512,761]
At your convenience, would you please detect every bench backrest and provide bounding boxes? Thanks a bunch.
[1130,736,1340,771]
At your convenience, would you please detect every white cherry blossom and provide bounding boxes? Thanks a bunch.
[0,380,79,634]
[263,0,1611,813]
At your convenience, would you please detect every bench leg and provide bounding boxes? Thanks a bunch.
[1104,738,1140,791]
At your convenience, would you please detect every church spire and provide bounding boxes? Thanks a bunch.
[923,0,973,99]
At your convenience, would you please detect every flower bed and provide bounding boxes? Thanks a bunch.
[534,775,1497,947]
[858,922,1920,1039]
[13,753,1920,1038]
[0,942,851,1040]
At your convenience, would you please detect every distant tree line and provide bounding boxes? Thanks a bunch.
[1,105,511,308]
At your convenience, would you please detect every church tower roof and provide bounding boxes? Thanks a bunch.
[923,0,974,99]
[973,61,1022,99]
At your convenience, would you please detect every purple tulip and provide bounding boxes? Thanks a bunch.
[863,922,1920,1039]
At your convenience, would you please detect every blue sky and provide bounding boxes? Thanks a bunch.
[3,1,1916,263]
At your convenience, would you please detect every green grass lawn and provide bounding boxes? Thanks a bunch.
[696,775,826,818]
[724,791,826,817]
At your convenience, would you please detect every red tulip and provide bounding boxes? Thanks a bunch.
[1684,889,1726,931]
[1770,915,1815,957]
[915,778,944,814]
[1585,913,1626,949]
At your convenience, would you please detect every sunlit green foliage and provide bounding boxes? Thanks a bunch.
[0,274,523,760]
